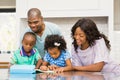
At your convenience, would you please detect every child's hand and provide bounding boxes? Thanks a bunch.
[54,67,64,73]
[48,65,59,70]
[40,66,48,71]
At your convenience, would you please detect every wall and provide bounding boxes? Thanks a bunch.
[0,13,17,51]
[114,0,120,30]
[111,0,120,63]
[0,13,17,62]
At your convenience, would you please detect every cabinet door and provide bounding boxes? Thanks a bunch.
[28,0,99,10]
[17,0,112,18]
[27,0,100,17]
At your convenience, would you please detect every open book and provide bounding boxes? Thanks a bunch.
[35,69,54,73]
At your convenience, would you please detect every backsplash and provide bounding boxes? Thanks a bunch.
[0,13,18,52]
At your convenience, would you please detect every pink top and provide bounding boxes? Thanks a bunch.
[71,38,120,73]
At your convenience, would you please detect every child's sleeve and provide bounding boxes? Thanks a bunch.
[43,53,49,62]
[65,51,71,60]
[34,48,42,61]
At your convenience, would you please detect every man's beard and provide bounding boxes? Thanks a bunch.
[35,26,42,33]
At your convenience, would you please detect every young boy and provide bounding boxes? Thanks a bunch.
[10,32,42,69]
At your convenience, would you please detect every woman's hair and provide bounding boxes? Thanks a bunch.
[44,34,67,51]
[71,18,111,52]
[23,32,36,41]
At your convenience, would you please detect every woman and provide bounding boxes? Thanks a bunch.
[71,18,120,72]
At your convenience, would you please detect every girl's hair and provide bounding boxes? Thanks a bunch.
[71,18,111,52]
[23,32,36,41]
[44,34,67,51]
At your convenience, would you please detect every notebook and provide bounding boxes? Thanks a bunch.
[10,65,35,74]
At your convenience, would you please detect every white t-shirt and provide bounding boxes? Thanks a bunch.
[71,38,120,73]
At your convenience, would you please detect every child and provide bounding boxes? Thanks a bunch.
[40,34,72,73]
[10,32,42,69]
[71,18,120,72]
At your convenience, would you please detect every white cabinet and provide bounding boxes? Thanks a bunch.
[16,0,113,18]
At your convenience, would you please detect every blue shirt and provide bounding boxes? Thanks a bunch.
[44,50,71,67]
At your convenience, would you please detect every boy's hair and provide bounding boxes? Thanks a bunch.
[71,18,111,52]
[23,32,36,41]
[44,34,66,51]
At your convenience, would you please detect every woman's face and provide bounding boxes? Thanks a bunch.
[73,27,88,46]
[48,47,60,59]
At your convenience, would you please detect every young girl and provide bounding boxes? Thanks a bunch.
[10,32,42,69]
[71,18,120,72]
[40,34,72,73]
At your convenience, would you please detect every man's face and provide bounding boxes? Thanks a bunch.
[28,16,43,33]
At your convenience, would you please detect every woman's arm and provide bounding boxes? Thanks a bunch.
[73,61,105,72]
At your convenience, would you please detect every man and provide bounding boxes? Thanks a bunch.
[22,8,61,58]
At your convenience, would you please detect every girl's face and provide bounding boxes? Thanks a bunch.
[74,27,88,46]
[22,36,36,54]
[48,47,60,59]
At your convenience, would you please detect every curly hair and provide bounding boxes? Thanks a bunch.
[71,18,111,53]
[44,34,67,52]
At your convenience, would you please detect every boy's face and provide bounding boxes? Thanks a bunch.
[22,35,36,53]
[48,47,60,59]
